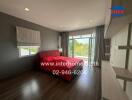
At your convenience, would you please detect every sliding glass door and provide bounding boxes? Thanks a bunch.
[68,34,95,65]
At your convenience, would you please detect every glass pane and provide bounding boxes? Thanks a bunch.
[20,48,29,56]
[68,40,73,57]
[73,35,81,39]
[91,38,95,60]
[19,46,39,57]
[74,38,88,57]
[30,48,39,54]
[69,36,73,39]
[92,33,96,38]
[68,34,95,66]
[87,38,95,65]
[81,34,91,38]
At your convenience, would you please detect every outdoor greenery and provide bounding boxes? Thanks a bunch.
[69,39,90,57]
[29,48,38,53]
[74,40,89,57]
[68,40,73,57]
[68,35,95,65]
[22,47,38,54]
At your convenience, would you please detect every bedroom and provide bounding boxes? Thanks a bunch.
[0,0,132,100]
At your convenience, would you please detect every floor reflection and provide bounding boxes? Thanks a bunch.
[21,79,40,99]
[76,65,94,91]
[0,66,100,100]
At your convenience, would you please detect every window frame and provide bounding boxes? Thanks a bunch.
[18,46,40,57]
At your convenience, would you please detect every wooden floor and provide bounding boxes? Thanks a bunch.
[0,66,101,100]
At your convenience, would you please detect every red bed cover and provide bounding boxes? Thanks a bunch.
[40,56,83,81]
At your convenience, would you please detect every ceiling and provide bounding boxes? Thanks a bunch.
[0,0,106,31]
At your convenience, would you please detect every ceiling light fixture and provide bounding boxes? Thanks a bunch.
[24,8,30,11]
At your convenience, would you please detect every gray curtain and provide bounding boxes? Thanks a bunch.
[60,32,69,56]
[94,25,105,67]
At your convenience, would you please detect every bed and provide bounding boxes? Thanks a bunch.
[39,50,84,81]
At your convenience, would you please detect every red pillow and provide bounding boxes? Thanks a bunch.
[39,50,60,58]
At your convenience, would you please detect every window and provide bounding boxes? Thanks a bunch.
[18,46,39,57]
[68,33,95,65]
[73,35,81,39]
[68,39,73,57]
[16,26,41,57]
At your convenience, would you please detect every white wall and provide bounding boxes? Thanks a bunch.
[110,24,132,100]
